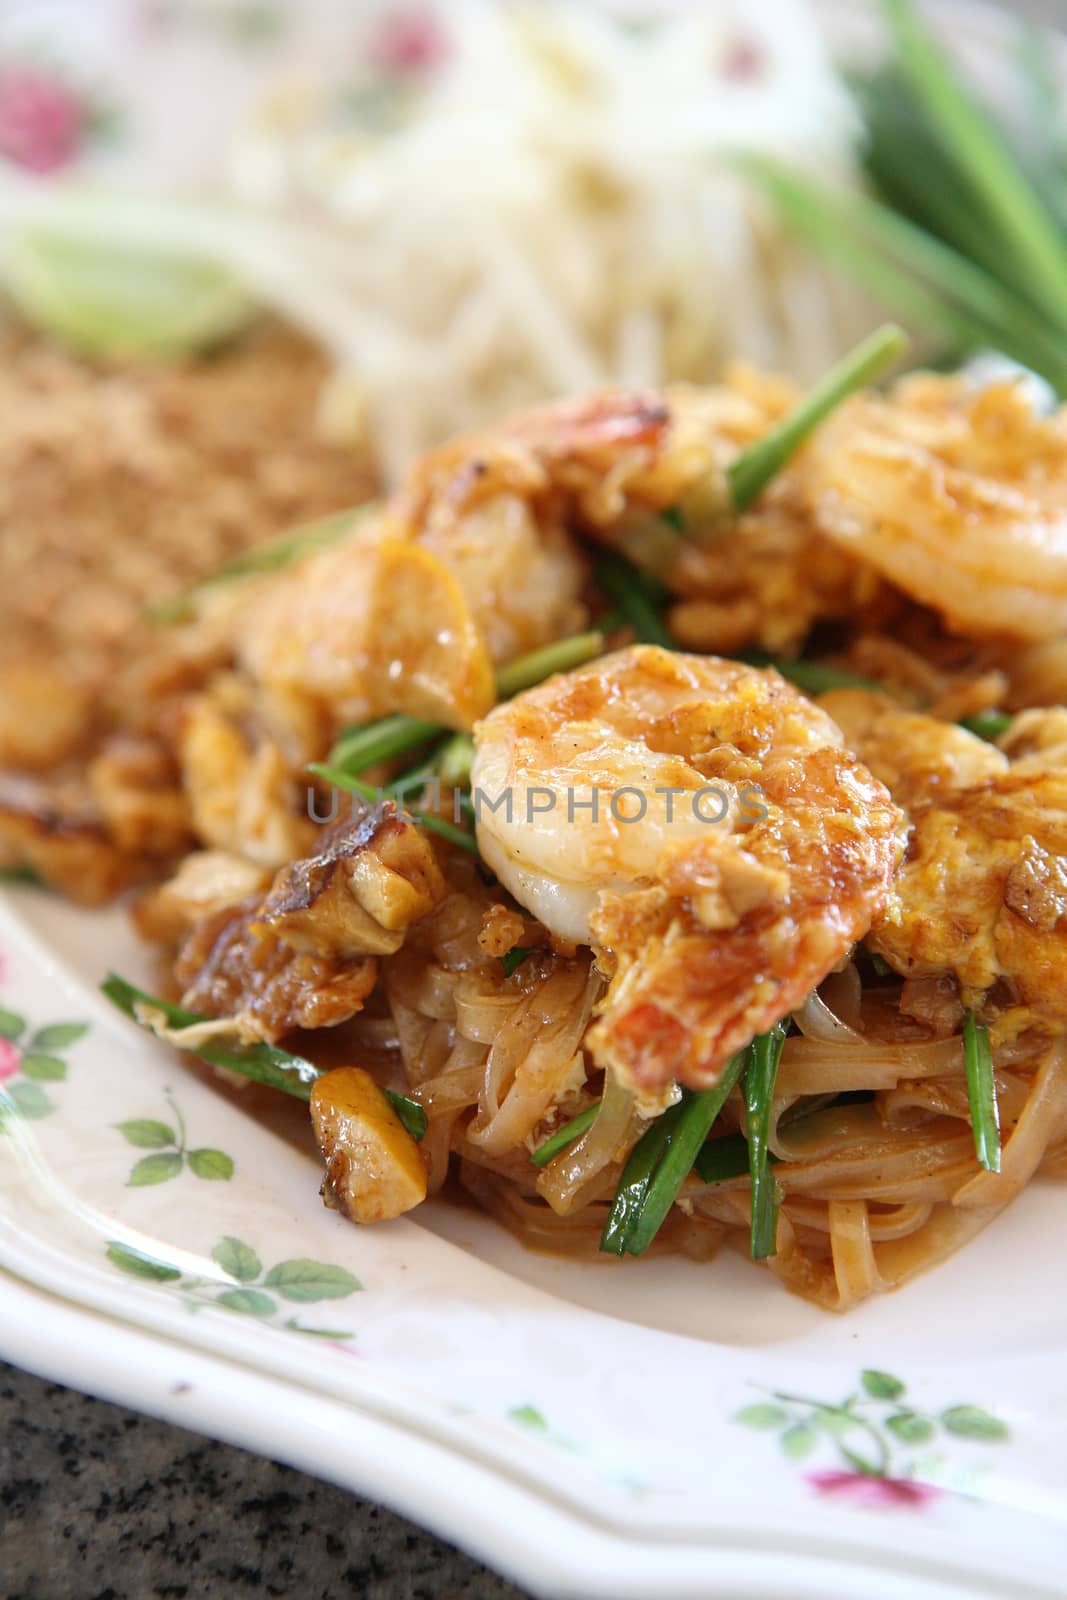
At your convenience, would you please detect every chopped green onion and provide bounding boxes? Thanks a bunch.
[962,1009,1001,1173]
[385,752,448,799]
[741,651,879,695]
[744,159,1067,391]
[330,715,444,776]
[500,946,533,979]
[530,1101,600,1168]
[103,973,427,1140]
[599,1099,683,1255]
[101,973,320,1100]
[869,952,895,978]
[307,763,480,855]
[600,1048,748,1257]
[695,1131,777,1186]
[438,734,475,789]
[383,1089,428,1142]
[626,1052,750,1256]
[727,324,909,514]
[743,1022,788,1260]
[494,630,605,699]
[152,504,376,624]
[884,0,1067,333]
[959,710,1013,742]
[0,865,43,886]
[592,551,675,649]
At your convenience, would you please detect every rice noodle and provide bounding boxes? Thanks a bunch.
[537,1068,635,1216]
[792,988,864,1044]
[293,853,1066,1310]
[954,1041,1067,1209]
[829,1200,880,1309]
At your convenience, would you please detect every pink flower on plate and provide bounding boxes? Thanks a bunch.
[370,9,449,76]
[0,67,85,174]
[0,1037,20,1083]
[807,1470,944,1509]
[720,37,766,83]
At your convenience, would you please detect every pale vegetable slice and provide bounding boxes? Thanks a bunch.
[311,1067,428,1224]
[3,228,257,361]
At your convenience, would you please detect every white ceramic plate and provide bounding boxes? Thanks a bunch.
[3,3,1067,1595]
[3,876,1067,1600]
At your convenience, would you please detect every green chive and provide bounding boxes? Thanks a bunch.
[531,1101,600,1168]
[958,710,1012,742]
[0,865,43,886]
[743,1022,788,1260]
[104,973,427,1140]
[599,1099,683,1256]
[329,715,444,776]
[307,763,480,855]
[624,1050,749,1256]
[884,0,1067,332]
[494,630,605,699]
[500,946,533,979]
[101,973,320,1100]
[592,551,675,649]
[694,1130,777,1186]
[385,752,447,799]
[744,159,1067,390]
[726,324,909,514]
[962,1009,1001,1173]
[152,503,376,624]
[869,952,895,978]
[383,1089,428,1142]
[438,734,475,789]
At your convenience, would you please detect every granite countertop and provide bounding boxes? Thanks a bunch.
[1,1363,528,1600]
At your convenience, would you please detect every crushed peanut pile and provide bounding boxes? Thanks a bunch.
[0,321,372,698]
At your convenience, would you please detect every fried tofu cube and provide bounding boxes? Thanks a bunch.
[311,1067,427,1224]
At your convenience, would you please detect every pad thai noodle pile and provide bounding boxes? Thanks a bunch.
[7,323,1067,1311]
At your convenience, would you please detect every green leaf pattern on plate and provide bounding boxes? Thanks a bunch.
[105,1233,362,1340]
[116,1093,234,1187]
[0,1007,86,1128]
[734,1367,1010,1501]
[0,988,1027,1475]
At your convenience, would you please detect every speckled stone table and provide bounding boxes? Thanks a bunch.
[0,1363,529,1600]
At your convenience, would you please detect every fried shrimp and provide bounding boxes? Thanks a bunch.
[801,373,1067,642]
[822,690,1067,1044]
[237,374,872,747]
[472,646,902,1093]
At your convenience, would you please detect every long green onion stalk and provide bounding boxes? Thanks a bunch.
[530,1101,600,1167]
[743,1022,787,1259]
[725,324,907,512]
[593,1022,789,1260]
[101,973,427,1138]
[962,1009,1001,1173]
[750,0,1067,396]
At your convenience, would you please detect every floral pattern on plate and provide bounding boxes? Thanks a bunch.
[735,1367,1009,1509]
[105,1233,361,1339]
[0,1004,87,1124]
